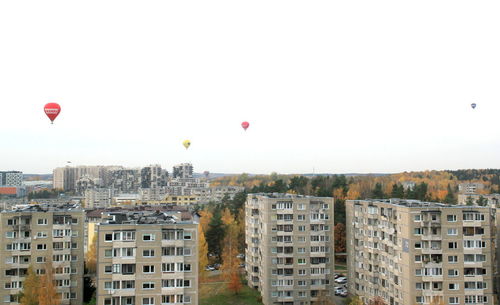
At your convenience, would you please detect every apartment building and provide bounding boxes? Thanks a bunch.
[172,164,193,179]
[245,194,335,305]
[0,204,85,304]
[96,210,199,305]
[346,199,496,305]
[0,171,23,187]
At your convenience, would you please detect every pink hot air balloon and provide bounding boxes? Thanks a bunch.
[44,103,61,124]
[241,121,250,131]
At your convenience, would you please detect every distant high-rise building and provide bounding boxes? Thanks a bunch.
[173,163,193,179]
[0,171,23,187]
[53,166,123,191]
[140,165,167,189]
[346,199,496,305]
[108,169,140,193]
[245,194,335,305]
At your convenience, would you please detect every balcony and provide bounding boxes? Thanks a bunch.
[421,235,442,241]
[421,248,442,254]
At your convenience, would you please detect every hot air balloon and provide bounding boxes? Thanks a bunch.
[241,121,250,131]
[44,103,61,124]
[183,140,191,149]
[471,103,477,109]
[203,171,210,178]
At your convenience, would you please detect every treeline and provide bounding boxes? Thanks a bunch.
[28,189,60,200]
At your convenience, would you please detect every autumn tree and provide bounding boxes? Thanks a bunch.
[38,261,60,305]
[86,235,97,274]
[221,215,241,294]
[368,296,386,305]
[198,224,209,283]
[19,266,39,305]
[334,223,346,253]
[198,210,213,233]
[313,290,336,305]
[347,296,364,305]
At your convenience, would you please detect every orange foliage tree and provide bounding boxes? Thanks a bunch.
[38,261,60,305]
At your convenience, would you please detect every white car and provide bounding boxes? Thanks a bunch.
[335,277,347,283]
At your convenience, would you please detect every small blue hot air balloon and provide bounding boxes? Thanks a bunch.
[471,103,477,109]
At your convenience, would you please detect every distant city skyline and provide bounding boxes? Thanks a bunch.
[2,1,500,174]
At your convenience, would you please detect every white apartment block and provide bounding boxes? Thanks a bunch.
[0,204,85,304]
[346,199,496,305]
[96,210,198,305]
[245,194,335,305]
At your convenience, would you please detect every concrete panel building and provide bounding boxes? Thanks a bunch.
[0,204,85,304]
[96,210,199,305]
[346,199,496,305]
[245,194,335,305]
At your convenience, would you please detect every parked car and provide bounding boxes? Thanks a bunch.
[236,254,245,259]
[334,287,346,295]
[334,277,347,284]
[205,265,215,271]
[339,290,348,297]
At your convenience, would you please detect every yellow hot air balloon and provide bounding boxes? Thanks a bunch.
[183,140,191,149]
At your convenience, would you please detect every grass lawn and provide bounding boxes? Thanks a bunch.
[199,274,262,305]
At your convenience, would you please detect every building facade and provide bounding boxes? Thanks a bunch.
[0,171,23,187]
[245,194,335,305]
[96,210,199,305]
[172,164,193,179]
[0,204,85,304]
[346,199,496,305]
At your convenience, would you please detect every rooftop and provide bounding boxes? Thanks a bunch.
[249,193,332,199]
[355,198,492,209]
[100,209,197,225]
[4,203,83,213]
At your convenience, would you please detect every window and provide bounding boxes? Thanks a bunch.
[36,256,45,263]
[37,244,47,250]
[183,232,192,240]
[298,258,306,265]
[143,265,155,273]
[447,215,457,222]
[143,234,155,241]
[414,228,422,235]
[143,250,155,257]
[104,249,112,257]
[298,204,305,210]
[298,269,306,275]
[448,269,459,277]
[414,214,421,221]
[142,282,155,289]
[415,255,421,262]
[298,226,305,232]
[5,232,15,238]
[416,296,423,303]
[142,298,154,305]
[415,242,422,249]
[36,232,48,238]
[448,256,458,263]
[104,265,112,273]
[415,282,422,290]
[449,297,459,304]
[448,242,458,249]
[37,219,48,225]
[447,228,458,235]
[105,234,113,241]
[449,283,459,290]
[297,215,305,221]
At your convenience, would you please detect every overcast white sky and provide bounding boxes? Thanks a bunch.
[1,0,499,174]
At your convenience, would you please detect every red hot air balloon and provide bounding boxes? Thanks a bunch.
[241,121,249,131]
[44,103,61,124]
